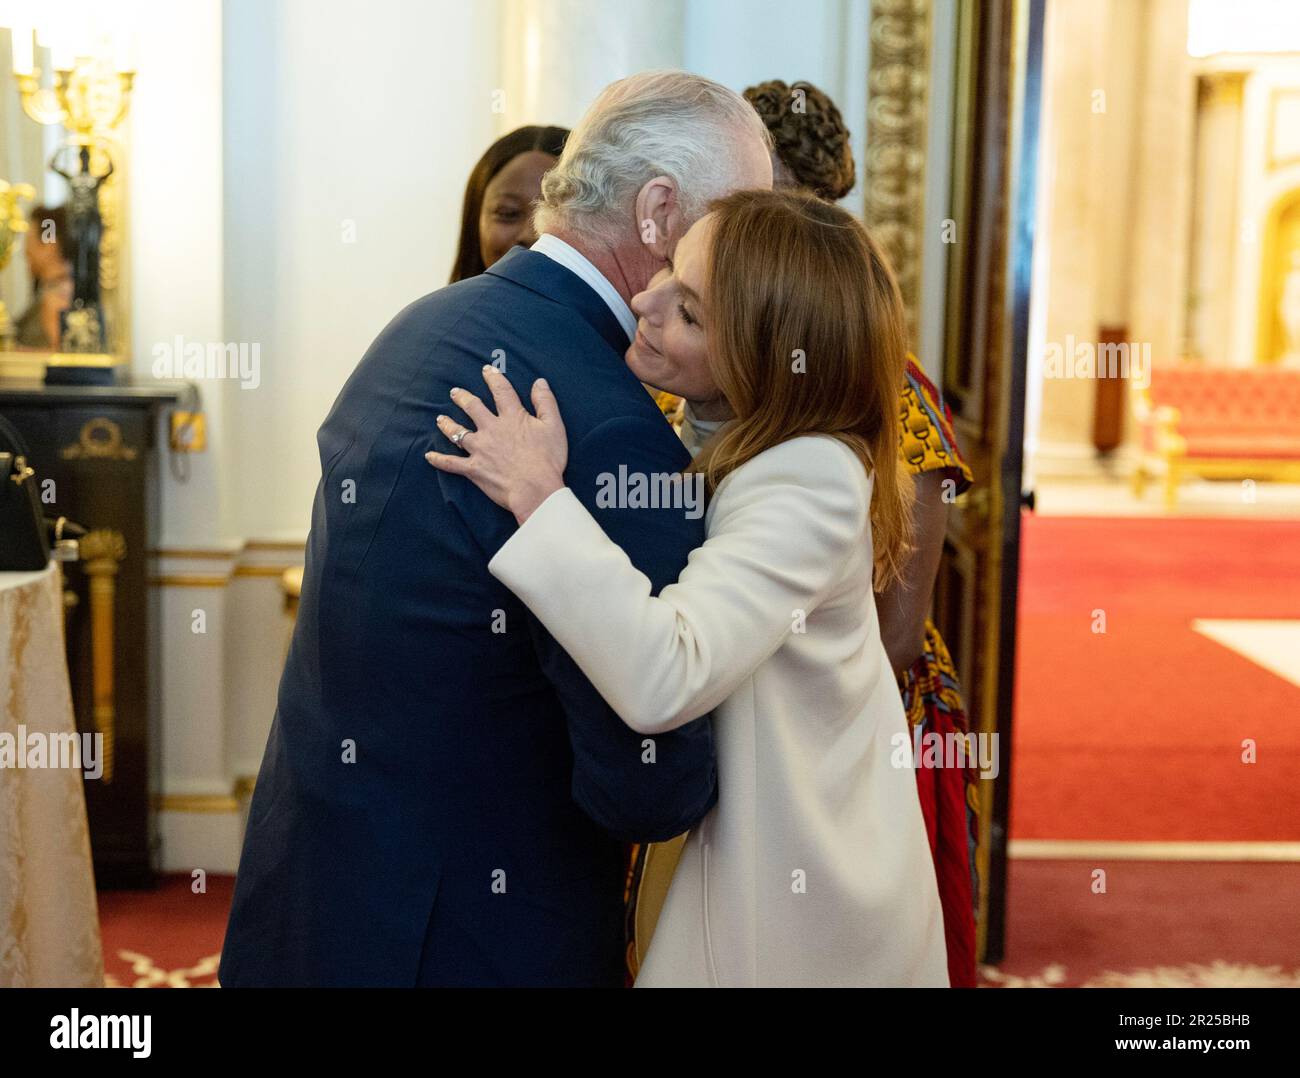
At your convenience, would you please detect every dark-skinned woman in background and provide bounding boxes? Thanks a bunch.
[449,124,569,283]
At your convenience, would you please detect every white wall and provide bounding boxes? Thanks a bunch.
[498,0,685,132]
[223,0,503,542]
[683,0,869,211]
[917,0,957,384]
[130,0,229,545]
[124,0,235,870]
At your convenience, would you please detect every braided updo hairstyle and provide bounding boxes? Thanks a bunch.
[742,79,855,202]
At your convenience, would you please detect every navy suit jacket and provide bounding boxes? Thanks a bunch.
[218,247,718,987]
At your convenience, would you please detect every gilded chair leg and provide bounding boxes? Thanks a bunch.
[1163,464,1179,511]
[1131,464,1147,499]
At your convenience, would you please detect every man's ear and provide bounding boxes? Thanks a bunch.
[634,176,682,260]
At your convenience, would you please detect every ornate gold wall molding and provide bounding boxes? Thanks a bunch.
[1256,188,1300,364]
[147,574,230,588]
[1198,70,1245,109]
[153,793,240,814]
[864,0,932,341]
[146,548,238,561]
[232,564,297,578]
[60,417,138,462]
[154,777,255,814]
[1267,87,1300,171]
[147,536,305,587]
[149,539,306,559]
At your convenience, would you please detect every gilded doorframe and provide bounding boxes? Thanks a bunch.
[866,0,1045,967]
[863,0,933,342]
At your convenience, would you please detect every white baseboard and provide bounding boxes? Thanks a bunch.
[1010,839,1300,862]
[1028,440,1139,481]
[159,808,247,874]
[148,535,303,872]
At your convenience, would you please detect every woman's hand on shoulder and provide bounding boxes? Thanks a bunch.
[425,365,569,525]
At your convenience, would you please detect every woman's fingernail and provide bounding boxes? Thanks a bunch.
[482,364,494,374]
[424,452,435,463]
[537,378,549,389]
[450,387,462,397]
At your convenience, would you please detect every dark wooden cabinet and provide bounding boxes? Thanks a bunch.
[0,381,178,888]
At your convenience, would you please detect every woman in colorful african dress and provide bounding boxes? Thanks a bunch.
[882,360,979,988]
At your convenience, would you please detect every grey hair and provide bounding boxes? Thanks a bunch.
[533,70,772,245]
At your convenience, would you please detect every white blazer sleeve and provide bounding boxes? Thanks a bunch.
[488,435,871,734]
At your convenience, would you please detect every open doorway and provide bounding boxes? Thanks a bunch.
[1000,0,1300,987]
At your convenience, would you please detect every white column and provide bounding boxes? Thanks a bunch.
[1187,72,1244,365]
[1127,0,1196,368]
[498,0,685,133]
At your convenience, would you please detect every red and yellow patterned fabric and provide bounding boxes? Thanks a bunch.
[651,388,684,422]
[899,357,978,988]
[900,359,975,488]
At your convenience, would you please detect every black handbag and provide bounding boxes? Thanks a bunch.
[0,412,50,570]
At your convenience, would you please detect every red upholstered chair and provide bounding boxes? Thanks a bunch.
[1132,366,1300,508]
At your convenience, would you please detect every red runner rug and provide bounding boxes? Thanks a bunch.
[1012,515,1300,841]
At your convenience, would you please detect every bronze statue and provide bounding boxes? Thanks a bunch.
[49,144,113,353]
[50,144,113,313]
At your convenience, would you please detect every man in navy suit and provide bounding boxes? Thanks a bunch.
[219,71,772,986]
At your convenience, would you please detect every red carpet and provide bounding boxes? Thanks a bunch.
[96,866,1300,988]
[980,858,1300,987]
[1012,515,1300,842]
[98,875,232,987]
[94,516,1300,986]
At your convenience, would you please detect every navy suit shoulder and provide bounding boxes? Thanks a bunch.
[219,248,717,987]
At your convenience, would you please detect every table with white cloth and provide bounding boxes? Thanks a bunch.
[0,563,104,987]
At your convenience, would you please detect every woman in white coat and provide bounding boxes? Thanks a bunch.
[427,189,949,988]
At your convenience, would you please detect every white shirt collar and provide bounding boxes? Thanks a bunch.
[679,399,728,458]
[530,234,637,345]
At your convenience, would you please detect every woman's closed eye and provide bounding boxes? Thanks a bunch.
[677,301,697,327]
